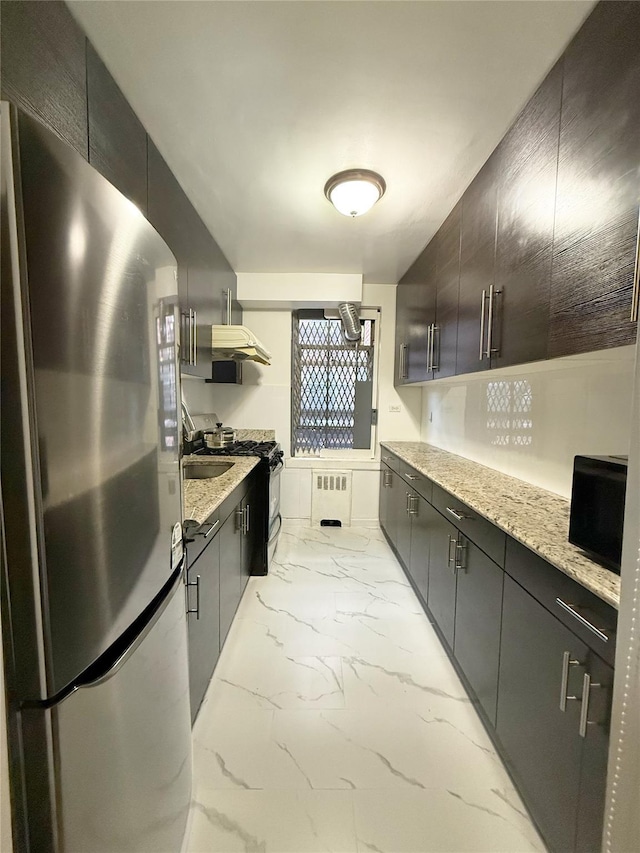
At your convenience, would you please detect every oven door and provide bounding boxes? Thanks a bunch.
[267,460,283,563]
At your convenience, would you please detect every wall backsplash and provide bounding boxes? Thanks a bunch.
[420,345,636,498]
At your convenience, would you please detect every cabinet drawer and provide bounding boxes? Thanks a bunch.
[185,508,221,567]
[431,484,506,567]
[399,462,433,503]
[505,538,617,666]
[380,450,402,474]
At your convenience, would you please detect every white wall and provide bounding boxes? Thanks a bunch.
[420,346,635,498]
[181,283,423,524]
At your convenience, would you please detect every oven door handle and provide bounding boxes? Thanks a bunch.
[270,459,284,475]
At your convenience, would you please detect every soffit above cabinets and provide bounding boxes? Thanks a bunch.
[68,0,595,284]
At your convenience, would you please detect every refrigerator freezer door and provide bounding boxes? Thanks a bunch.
[52,571,191,853]
[12,108,182,695]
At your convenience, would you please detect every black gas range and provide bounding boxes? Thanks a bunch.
[186,438,283,574]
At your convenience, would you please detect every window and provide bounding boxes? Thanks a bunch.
[291,312,377,455]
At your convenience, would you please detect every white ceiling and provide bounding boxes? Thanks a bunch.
[69,0,594,284]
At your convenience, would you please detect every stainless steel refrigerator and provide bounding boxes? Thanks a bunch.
[0,103,192,851]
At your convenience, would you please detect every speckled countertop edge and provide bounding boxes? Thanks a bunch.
[182,456,260,525]
[381,441,621,610]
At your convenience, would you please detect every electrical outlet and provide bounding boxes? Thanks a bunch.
[389,404,401,413]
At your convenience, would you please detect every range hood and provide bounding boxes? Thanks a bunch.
[211,325,272,365]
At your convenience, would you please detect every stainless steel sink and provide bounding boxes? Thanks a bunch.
[183,462,233,480]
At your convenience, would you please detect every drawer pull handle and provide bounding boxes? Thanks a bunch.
[447,534,456,567]
[186,574,201,620]
[555,599,609,643]
[559,650,581,711]
[579,673,601,738]
[203,519,220,538]
[406,474,420,481]
[446,507,473,522]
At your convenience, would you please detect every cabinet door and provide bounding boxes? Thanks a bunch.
[1,1,88,158]
[86,44,147,214]
[382,469,399,547]
[426,511,458,647]
[575,654,614,853]
[453,538,504,725]
[379,466,391,537]
[408,494,436,603]
[399,241,437,383]
[393,284,412,385]
[434,204,461,379]
[187,536,220,722]
[497,576,587,853]
[219,503,243,647]
[550,1,640,356]
[457,159,498,376]
[188,213,220,379]
[494,64,562,369]
[240,488,260,592]
[394,483,412,569]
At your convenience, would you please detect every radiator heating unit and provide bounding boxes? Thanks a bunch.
[311,470,352,526]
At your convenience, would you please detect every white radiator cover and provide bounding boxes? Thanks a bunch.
[311,470,352,526]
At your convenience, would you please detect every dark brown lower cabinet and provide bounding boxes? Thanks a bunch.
[407,494,435,603]
[379,466,392,539]
[453,538,503,725]
[394,481,412,569]
[219,502,243,647]
[426,510,458,647]
[497,575,612,853]
[187,536,220,722]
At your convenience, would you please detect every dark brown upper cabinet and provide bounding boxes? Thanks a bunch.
[457,157,499,376]
[87,44,148,214]
[1,1,88,158]
[395,241,437,384]
[434,203,461,379]
[493,62,563,369]
[550,0,640,357]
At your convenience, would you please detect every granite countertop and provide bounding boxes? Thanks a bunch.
[381,441,621,609]
[182,455,260,525]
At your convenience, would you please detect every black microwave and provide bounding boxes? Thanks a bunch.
[569,455,628,573]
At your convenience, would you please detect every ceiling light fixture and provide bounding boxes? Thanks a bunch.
[324,169,386,218]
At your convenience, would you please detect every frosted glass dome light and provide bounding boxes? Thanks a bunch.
[324,169,386,217]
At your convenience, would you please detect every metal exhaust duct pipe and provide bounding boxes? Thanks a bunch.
[338,302,361,342]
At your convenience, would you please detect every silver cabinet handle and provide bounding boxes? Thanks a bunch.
[447,534,456,568]
[446,507,473,522]
[406,474,420,481]
[203,518,220,538]
[244,504,250,535]
[235,506,244,531]
[383,471,392,488]
[189,309,195,365]
[186,574,201,619]
[479,290,487,360]
[426,324,433,371]
[559,650,581,711]
[454,537,466,572]
[181,311,190,363]
[408,495,419,517]
[579,672,601,738]
[225,288,233,325]
[631,206,640,322]
[431,324,440,371]
[555,599,610,643]
[192,309,198,365]
[405,492,411,515]
[486,284,500,357]
[382,455,392,462]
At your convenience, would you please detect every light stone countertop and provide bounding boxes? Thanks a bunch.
[381,441,621,610]
[182,455,260,525]
[235,429,276,441]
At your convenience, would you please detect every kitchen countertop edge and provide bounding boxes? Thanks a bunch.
[380,441,621,610]
[182,455,260,525]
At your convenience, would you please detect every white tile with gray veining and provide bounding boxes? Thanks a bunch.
[382,441,621,608]
[185,523,544,852]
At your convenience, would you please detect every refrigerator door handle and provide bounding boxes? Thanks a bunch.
[23,564,185,710]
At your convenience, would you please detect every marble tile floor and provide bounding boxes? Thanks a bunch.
[185,523,545,853]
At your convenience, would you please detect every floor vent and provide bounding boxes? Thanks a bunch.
[320,519,342,527]
[311,470,352,526]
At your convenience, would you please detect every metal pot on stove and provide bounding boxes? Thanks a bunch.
[203,422,236,449]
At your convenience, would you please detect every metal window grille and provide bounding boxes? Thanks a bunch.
[292,314,375,454]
